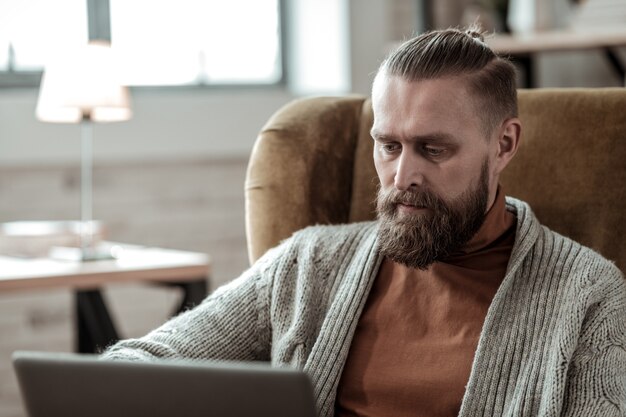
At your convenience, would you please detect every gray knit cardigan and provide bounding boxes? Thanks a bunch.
[102,197,626,417]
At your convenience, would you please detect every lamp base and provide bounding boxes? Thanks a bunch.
[49,242,119,262]
[0,220,109,260]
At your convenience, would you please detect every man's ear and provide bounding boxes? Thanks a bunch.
[493,117,521,175]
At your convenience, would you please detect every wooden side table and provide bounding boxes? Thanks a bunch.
[0,243,211,353]
[487,29,626,87]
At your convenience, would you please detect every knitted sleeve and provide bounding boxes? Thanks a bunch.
[561,266,626,417]
[100,242,288,363]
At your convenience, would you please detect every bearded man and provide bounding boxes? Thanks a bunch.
[103,27,626,417]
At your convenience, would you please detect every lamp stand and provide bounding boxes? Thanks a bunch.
[80,116,95,261]
[78,115,113,262]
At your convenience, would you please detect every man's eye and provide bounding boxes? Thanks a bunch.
[380,143,400,153]
[424,146,445,157]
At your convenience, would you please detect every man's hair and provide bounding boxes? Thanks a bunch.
[378,26,518,136]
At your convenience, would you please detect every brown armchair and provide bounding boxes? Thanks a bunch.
[245,89,626,272]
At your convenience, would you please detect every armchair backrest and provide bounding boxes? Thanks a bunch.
[245,89,626,272]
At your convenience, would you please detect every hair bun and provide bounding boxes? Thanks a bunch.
[464,24,486,42]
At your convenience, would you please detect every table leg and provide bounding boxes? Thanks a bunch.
[74,277,208,354]
[75,289,120,354]
[605,47,625,83]
[513,54,534,88]
[170,278,209,315]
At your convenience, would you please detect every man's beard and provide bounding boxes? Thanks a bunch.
[376,161,490,270]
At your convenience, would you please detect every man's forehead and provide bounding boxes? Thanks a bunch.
[372,74,482,129]
[373,73,474,104]
[372,74,482,138]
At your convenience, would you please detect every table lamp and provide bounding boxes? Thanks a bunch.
[36,41,132,261]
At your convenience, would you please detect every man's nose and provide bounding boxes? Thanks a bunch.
[394,150,424,191]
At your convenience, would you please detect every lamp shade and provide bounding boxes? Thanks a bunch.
[36,41,132,123]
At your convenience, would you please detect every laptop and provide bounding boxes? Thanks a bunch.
[13,351,317,417]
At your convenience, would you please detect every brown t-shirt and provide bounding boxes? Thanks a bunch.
[335,188,516,417]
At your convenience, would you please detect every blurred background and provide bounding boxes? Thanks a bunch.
[0,0,624,415]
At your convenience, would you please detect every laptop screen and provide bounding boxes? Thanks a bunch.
[13,351,317,417]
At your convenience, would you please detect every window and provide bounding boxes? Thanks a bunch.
[0,0,88,70]
[0,0,283,87]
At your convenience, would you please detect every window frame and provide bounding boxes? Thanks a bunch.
[0,0,287,90]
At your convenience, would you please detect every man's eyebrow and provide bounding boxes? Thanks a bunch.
[370,129,384,139]
[370,130,458,143]
[413,132,458,144]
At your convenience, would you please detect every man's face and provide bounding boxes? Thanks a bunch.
[371,73,499,269]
